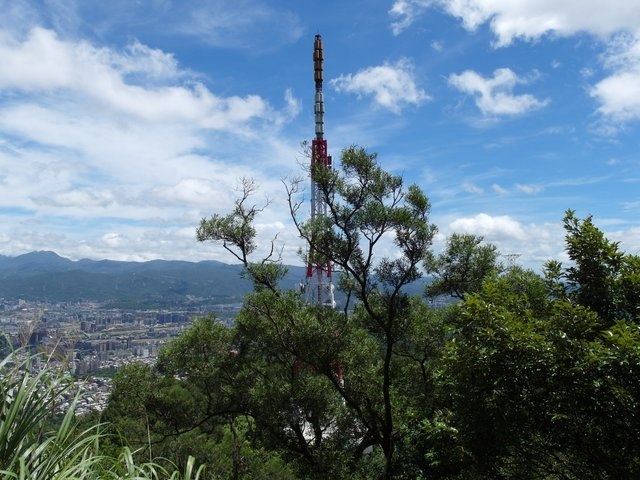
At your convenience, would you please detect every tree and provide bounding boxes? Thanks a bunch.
[438,214,640,479]
[546,209,640,325]
[424,233,501,300]
[196,177,285,292]
[109,161,640,478]
[103,317,297,480]
[196,146,438,478]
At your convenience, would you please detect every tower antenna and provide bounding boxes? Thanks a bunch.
[305,34,336,309]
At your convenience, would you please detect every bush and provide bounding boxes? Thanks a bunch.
[0,346,204,479]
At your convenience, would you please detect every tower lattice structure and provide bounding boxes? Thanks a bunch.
[305,34,336,308]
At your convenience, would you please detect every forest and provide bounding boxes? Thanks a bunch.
[2,147,639,479]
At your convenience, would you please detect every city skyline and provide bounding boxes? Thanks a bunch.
[0,1,639,271]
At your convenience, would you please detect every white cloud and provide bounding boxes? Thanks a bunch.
[171,0,303,50]
[4,0,304,52]
[152,178,229,208]
[390,1,640,45]
[431,40,444,51]
[441,213,568,269]
[450,213,527,241]
[462,182,483,194]
[595,71,640,122]
[390,1,640,127]
[0,25,304,262]
[115,41,183,81]
[492,183,508,195]
[580,67,596,79]
[102,232,124,248]
[389,0,429,35]
[0,1,41,34]
[330,58,430,114]
[617,229,640,254]
[0,28,271,128]
[449,68,549,116]
[515,183,544,194]
[441,213,640,271]
[620,201,640,212]
[590,33,640,123]
[33,188,117,208]
[283,88,302,121]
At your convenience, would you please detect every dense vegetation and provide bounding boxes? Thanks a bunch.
[0,348,205,479]
[2,147,639,479]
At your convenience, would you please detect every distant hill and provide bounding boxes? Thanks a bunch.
[0,251,431,309]
[0,251,306,308]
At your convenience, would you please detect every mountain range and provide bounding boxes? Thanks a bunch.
[0,251,293,308]
[0,251,430,309]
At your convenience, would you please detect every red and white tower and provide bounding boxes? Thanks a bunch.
[306,34,336,308]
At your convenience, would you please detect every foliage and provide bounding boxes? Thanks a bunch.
[0,346,205,479]
[173,146,439,478]
[103,317,297,480]
[289,146,437,476]
[545,209,640,324]
[107,166,640,480]
[438,216,640,478]
[424,233,501,300]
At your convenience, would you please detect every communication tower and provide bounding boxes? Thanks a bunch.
[305,34,336,308]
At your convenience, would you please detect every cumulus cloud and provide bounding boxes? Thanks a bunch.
[390,0,640,45]
[590,33,640,123]
[151,178,230,208]
[443,214,640,270]
[0,28,270,127]
[450,213,527,240]
[440,213,570,269]
[101,232,125,248]
[390,1,640,127]
[0,25,303,262]
[449,68,549,116]
[330,58,430,113]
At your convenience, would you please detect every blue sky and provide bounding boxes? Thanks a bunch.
[0,0,639,270]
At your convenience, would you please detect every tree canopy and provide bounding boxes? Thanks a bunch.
[99,142,640,480]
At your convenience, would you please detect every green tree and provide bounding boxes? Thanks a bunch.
[293,146,437,477]
[547,209,640,324]
[103,317,296,480]
[196,146,439,478]
[438,214,640,479]
[109,198,640,479]
[424,233,501,300]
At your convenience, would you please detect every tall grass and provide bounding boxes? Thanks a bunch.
[0,347,205,479]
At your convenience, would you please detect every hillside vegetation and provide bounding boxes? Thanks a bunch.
[2,147,639,479]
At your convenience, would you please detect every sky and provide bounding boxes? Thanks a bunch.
[0,0,639,271]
